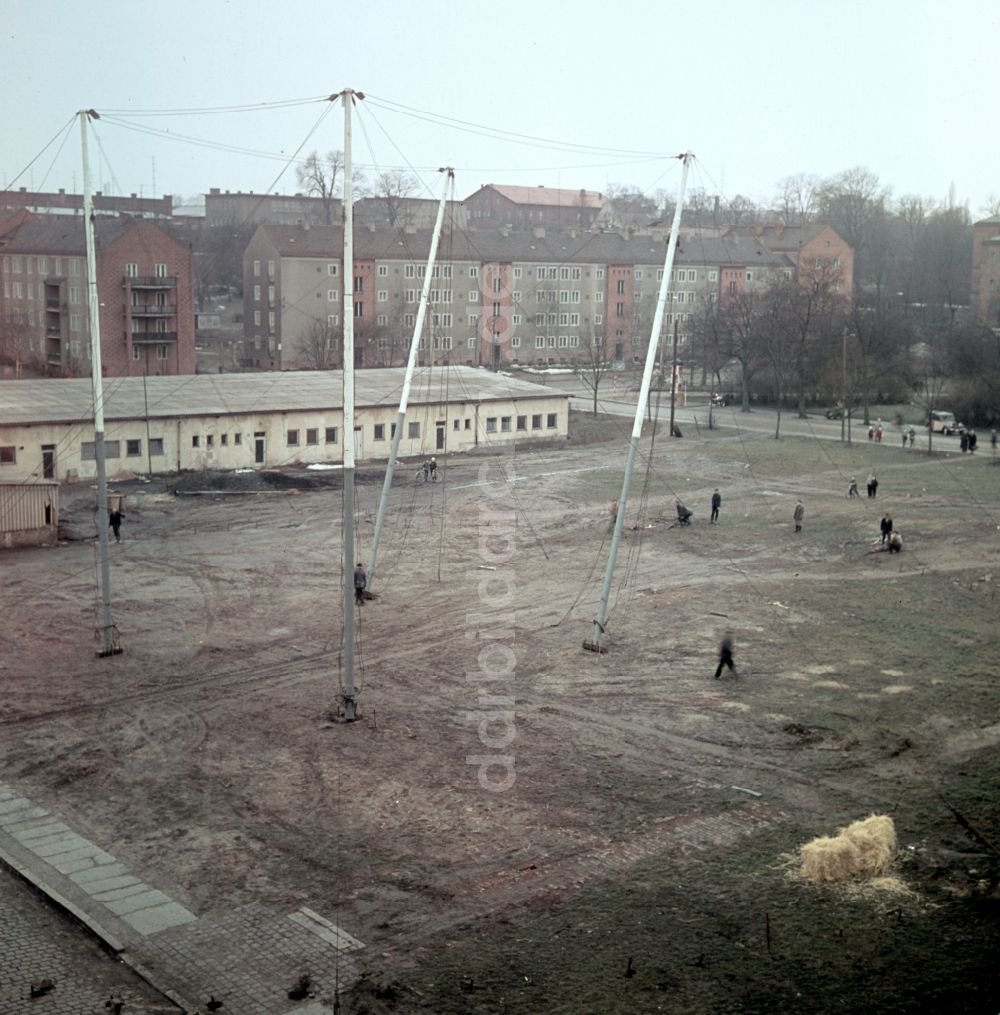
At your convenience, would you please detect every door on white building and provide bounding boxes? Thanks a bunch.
[353,426,363,461]
[254,432,266,465]
[41,445,55,479]
[435,423,445,451]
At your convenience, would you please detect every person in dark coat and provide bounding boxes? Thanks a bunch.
[888,531,903,552]
[867,471,878,498]
[793,499,804,533]
[674,499,693,525]
[353,563,367,604]
[710,488,721,524]
[108,508,124,543]
[714,632,735,678]
[960,431,969,453]
[880,512,893,544]
[968,430,977,453]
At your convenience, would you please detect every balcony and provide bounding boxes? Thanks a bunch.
[128,304,176,317]
[127,276,177,288]
[131,331,177,344]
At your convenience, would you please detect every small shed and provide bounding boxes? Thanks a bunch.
[0,477,59,549]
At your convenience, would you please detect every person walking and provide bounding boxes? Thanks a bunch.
[714,632,736,678]
[875,423,884,443]
[353,563,367,605]
[710,488,721,524]
[108,507,124,543]
[960,431,969,453]
[968,430,977,454]
[793,499,804,533]
[909,426,917,448]
[867,470,878,498]
[880,512,893,544]
[847,476,859,497]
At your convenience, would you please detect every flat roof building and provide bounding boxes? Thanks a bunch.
[0,367,569,482]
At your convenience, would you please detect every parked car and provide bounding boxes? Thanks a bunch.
[824,404,852,419]
[925,410,965,436]
[709,392,726,407]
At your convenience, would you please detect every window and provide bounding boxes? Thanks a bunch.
[192,435,200,448]
[378,264,388,276]
[254,311,261,326]
[374,424,386,441]
[267,260,275,278]
[354,276,363,293]
[125,263,138,277]
[708,270,718,282]
[157,345,168,361]
[616,302,625,317]
[328,263,339,276]
[634,269,642,281]
[467,337,477,348]
[547,413,557,429]
[531,414,542,430]
[377,290,388,302]
[516,415,527,431]
[327,315,339,326]
[287,429,300,446]
[596,268,605,280]
[595,292,603,303]
[405,264,415,278]
[746,271,753,282]
[69,286,80,304]
[535,336,545,348]
[0,446,15,465]
[206,435,215,448]
[513,267,522,279]
[268,285,275,303]
[377,314,387,326]
[325,427,338,444]
[268,311,276,331]
[501,416,512,432]
[234,433,242,446]
[149,438,164,456]
[468,266,479,278]
[328,289,338,301]
[548,336,557,348]
[253,260,261,276]
[354,303,363,318]
[408,421,420,438]
[221,433,229,446]
[468,290,479,302]
[404,313,415,327]
[511,336,521,348]
[132,345,141,360]
[12,282,22,299]
[405,289,416,303]
[154,263,167,278]
[486,417,497,433]
[253,285,261,301]
[453,419,461,430]
[468,313,480,327]
[616,279,625,295]
[126,439,142,457]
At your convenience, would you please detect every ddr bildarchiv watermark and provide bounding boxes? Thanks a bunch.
[465,456,517,792]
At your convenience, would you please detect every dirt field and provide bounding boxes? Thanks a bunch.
[3,410,999,1014]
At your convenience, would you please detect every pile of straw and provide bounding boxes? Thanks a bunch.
[799,814,897,883]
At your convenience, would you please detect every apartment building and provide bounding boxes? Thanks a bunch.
[464,184,605,231]
[242,223,825,371]
[971,215,1000,328]
[0,187,173,221]
[0,216,196,377]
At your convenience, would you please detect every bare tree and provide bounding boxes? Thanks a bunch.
[603,184,659,229]
[576,327,611,415]
[981,195,1000,219]
[296,150,346,225]
[815,166,892,286]
[370,170,418,228]
[773,173,819,225]
[721,290,763,412]
[300,319,339,369]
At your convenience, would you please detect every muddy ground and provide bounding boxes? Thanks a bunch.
[2,410,999,1014]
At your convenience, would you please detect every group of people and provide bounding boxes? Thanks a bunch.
[867,422,885,443]
[880,512,903,553]
[900,428,918,447]
[959,430,979,453]
[422,457,438,481]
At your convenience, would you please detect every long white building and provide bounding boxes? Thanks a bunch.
[0,367,570,483]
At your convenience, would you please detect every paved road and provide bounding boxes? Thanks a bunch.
[544,375,967,451]
[0,869,180,1015]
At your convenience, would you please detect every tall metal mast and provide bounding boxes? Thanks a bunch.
[340,89,361,720]
[367,168,453,596]
[79,109,120,657]
[584,152,692,653]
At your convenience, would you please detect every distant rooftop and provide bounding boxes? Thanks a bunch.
[0,367,565,426]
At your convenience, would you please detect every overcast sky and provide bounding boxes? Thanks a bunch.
[3,0,998,216]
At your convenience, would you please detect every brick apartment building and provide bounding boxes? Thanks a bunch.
[464,184,606,231]
[241,221,844,371]
[0,216,196,377]
[971,215,1000,329]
